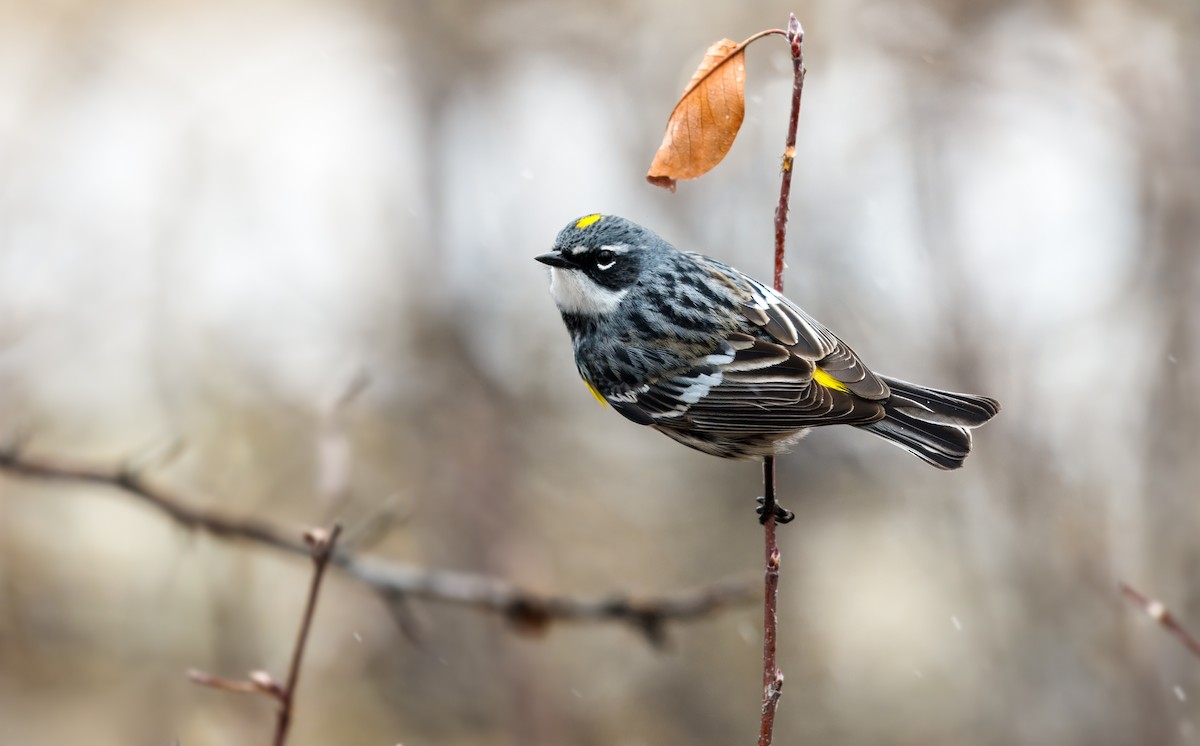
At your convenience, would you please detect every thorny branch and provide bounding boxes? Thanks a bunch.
[0,447,757,644]
[189,526,342,746]
[1120,582,1200,659]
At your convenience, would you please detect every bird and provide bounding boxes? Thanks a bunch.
[536,213,999,476]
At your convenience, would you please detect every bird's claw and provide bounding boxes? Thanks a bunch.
[755,496,796,525]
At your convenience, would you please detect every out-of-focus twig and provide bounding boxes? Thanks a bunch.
[1120,582,1200,659]
[0,447,757,643]
[278,526,340,745]
[0,446,298,550]
[190,525,342,746]
[316,368,369,513]
[187,669,274,695]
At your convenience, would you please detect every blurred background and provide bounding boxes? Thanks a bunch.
[1,0,1198,743]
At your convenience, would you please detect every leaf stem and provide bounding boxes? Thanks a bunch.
[676,28,785,101]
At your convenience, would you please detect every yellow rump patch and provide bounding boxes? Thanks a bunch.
[575,213,603,229]
[584,380,608,407]
[812,367,850,393]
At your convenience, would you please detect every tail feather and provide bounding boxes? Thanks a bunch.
[858,376,1000,470]
[882,377,999,426]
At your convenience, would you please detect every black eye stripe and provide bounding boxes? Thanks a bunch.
[580,245,637,290]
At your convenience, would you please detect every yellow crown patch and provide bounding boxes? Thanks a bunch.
[575,213,603,229]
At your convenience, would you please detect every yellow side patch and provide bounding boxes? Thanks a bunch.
[575,213,603,229]
[584,380,608,407]
[812,367,850,393]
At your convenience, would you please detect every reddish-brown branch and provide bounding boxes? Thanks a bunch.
[0,446,756,642]
[188,525,342,746]
[1120,582,1200,659]
[772,14,806,293]
[758,457,785,746]
[759,15,804,746]
[275,526,341,746]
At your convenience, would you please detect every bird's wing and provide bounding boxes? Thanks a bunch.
[732,272,890,400]
[605,333,884,432]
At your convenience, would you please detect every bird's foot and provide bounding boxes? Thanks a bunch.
[755,496,795,525]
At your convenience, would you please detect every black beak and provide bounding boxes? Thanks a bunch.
[535,251,573,269]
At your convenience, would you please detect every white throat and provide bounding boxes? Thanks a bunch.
[548,267,629,315]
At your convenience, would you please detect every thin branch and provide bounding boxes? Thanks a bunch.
[759,15,805,746]
[758,457,784,746]
[189,525,342,746]
[772,14,806,293]
[0,447,756,643]
[0,447,298,552]
[187,670,272,695]
[276,526,341,746]
[316,368,369,513]
[1120,582,1200,659]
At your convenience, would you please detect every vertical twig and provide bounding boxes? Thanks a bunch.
[758,456,784,746]
[772,14,806,294]
[274,525,342,746]
[188,524,342,746]
[759,14,805,746]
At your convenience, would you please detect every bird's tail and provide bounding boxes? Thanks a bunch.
[858,376,1000,470]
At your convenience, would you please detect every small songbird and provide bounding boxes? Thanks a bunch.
[536,214,999,470]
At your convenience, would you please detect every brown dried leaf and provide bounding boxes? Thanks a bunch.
[647,39,747,191]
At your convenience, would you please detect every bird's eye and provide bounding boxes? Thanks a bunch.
[595,249,616,270]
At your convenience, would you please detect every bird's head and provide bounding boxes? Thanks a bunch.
[535,214,665,315]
